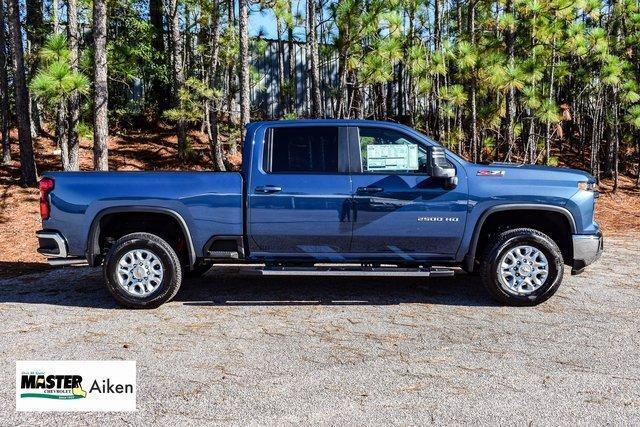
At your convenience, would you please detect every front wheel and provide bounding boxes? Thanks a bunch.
[480,228,564,306]
[103,232,183,308]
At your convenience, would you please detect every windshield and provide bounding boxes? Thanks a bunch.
[409,127,468,165]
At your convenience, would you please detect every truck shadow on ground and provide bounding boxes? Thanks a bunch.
[0,266,497,308]
[179,270,496,307]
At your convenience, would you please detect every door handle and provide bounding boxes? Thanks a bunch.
[357,186,383,194]
[255,185,282,194]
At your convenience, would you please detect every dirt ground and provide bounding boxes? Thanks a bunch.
[0,234,638,424]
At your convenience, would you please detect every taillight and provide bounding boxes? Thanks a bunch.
[39,177,54,220]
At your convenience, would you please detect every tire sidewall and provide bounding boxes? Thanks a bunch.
[487,233,563,304]
[104,235,181,308]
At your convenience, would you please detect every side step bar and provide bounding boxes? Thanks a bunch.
[46,257,89,266]
[206,250,239,259]
[243,266,455,277]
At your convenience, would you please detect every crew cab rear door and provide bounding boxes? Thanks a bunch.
[247,125,353,259]
[347,125,468,259]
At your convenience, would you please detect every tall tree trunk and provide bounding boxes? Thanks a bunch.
[287,0,295,115]
[26,0,43,136]
[93,0,109,170]
[226,0,236,126]
[502,0,516,161]
[239,0,250,130]
[185,5,191,71]
[433,0,444,141]
[545,49,556,165]
[7,0,37,185]
[149,0,164,50]
[149,0,168,107]
[612,89,620,192]
[0,0,10,165]
[276,19,285,116]
[402,6,416,122]
[53,0,69,167]
[52,0,59,32]
[170,0,187,155]
[468,0,478,162]
[208,0,225,171]
[336,50,347,118]
[335,7,350,119]
[307,0,321,118]
[67,0,80,170]
[57,99,69,170]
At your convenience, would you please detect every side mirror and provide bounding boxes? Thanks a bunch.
[428,146,457,189]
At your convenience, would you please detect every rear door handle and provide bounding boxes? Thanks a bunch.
[255,185,282,194]
[357,186,383,194]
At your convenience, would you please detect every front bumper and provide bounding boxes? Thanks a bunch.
[571,231,603,275]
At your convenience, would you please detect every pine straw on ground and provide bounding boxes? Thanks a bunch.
[594,175,640,236]
[0,128,637,278]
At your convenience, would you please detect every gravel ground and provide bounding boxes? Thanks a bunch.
[1,235,638,425]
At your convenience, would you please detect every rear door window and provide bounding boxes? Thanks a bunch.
[269,127,339,173]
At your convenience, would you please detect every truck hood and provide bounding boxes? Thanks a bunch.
[469,162,596,183]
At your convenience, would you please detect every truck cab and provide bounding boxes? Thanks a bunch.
[36,120,603,308]
[245,121,467,261]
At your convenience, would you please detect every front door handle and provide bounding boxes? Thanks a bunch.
[357,186,383,194]
[255,185,282,194]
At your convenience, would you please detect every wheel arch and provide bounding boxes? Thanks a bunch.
[464,204,577,271]
[87,206,196,268]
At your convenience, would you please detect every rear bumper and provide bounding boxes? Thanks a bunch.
[36,231,68,258]
[36,230,87,266]
[571,231,603,275]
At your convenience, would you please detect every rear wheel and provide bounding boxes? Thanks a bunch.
[480,228,564,306]
[103,232,183,308]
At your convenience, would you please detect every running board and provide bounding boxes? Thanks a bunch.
[206,251,240,259]
[47,257,89,266]
[245,266,455,277]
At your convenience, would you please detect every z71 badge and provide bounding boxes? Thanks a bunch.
[477,170,505,176]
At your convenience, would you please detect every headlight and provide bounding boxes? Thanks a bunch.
[577,181,598,192]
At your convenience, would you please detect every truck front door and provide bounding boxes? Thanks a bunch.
[348,126,468,260]
[247,125,353,260]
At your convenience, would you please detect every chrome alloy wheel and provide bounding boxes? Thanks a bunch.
[497,245,549,295]
[116,249,164,297]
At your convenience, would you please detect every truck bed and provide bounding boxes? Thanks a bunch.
[42,171,244,258]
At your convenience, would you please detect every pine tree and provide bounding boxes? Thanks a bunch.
[0,0,10,165]
[67,0,81,170]
[93,0,109,171]
[307,0,321,118]
[170,0,187,156]
[239,0,250,128]
[31,35,90,171]
[7,0,37,185]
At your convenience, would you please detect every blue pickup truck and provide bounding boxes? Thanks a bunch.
[36,120,603,308]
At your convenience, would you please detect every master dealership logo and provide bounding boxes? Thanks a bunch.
[16,361,136,411]
[20,372,87,400]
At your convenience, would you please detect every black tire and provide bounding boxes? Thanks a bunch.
[185,261,214,278]
[480,228,564,306]
[103,232,183,308]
